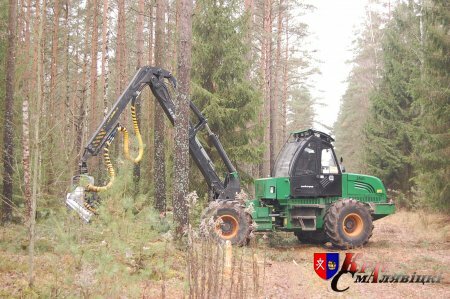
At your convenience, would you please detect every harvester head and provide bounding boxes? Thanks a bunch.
[65,175,96,223]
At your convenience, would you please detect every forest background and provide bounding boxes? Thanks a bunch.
[0,0,448,296]
[0,0,447,224]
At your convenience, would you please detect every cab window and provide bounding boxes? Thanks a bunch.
[321,148,339,174]
[294,144,317,175]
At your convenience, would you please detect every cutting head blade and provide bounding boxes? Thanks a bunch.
[65,175,96,222]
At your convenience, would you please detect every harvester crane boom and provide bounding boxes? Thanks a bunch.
[68,66,240,221]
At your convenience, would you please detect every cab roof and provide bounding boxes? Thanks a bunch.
[290,128,335,143]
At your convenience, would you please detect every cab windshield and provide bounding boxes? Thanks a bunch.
[272,141,303,177]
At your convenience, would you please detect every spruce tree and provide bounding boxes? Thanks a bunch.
[364,2,420,199]
[414,0,450,210]
[191,0,262,189]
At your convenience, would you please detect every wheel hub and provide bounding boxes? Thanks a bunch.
[215,215,239,240]
[342,213,364,237]
[221,221,231,232]
[345,219,355,231]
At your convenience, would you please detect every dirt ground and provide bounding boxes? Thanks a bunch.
[257,210,450,298]
[1,210,449,298]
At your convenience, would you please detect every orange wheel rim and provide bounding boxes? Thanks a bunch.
[342,213,364,237]
[215,215,239,240]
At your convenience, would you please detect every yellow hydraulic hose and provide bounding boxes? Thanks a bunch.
[119,105,144,163]
[85,140,116,192]
[84,104,143,193]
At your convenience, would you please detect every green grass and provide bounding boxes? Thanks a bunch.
[0,196,184,297]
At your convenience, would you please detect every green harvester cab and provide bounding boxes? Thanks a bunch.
[248,129,395,248]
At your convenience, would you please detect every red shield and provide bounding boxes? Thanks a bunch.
[314,253,327,280]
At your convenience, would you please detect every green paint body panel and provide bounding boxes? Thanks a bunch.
[255,177,290,200]
[250,173,395,232]
[342,173,387,201]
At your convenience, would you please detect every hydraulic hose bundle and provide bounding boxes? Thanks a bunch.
[85,139,115,192]
[84,103,143,192]
[118,103,144,163]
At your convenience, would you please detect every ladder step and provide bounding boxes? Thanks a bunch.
[292,216,317,230]
[292,216,316,219]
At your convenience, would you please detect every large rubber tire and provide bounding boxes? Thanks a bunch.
[201,201,252,246]
[295,230,327,244]
[324,199,373,249]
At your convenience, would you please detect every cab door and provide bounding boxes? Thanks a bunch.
[290,141,320,197]
[318,142,342,197]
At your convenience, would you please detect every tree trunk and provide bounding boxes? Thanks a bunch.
[245,0,257,183]
[137,0,145,67]
[2,0,18,224]
[21,0,31,218]
[165,0,175,157]
[50,0,60,113]
[17,0,24,57]
[90,0,99,133]
[22,100,31,222]
[260,0,272,177]
[281,3,289,140]
[134,0,145,194]
[64,0,70,153]
[267,0,274,174]
[173,0,193,231]
[258,1,267,178]
[148,0,154,65]
[273,0,283,152]
[44,0,58,196]
[29,0,45,286]
[101,0,109,117]
[146,1,154,182]
[90,0,101,179]
[75,1,91,160]
[116,0,126,98]
[71,5,83,167]
[166,1,173,70]
[22,0,32,217]
[154,0,166,213]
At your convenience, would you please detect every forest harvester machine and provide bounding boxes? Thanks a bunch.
[66,66,395,248]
